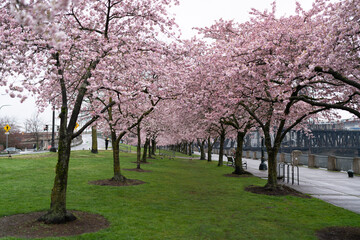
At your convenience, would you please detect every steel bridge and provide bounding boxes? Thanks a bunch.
[241,130,360,155]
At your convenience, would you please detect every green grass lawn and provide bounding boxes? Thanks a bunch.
[0,151,359,239]
[118,144,196,158]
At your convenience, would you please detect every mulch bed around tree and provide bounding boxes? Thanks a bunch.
[0,210,109,239]
[89,178,146,186]
[245,185,311,198]
[123,168,152,172]
[132,161,152,164]
[316,226,360,240]
[224,171,253,177]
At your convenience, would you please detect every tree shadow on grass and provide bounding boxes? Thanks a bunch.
[224,171,253,178]
[316,226,360,240]
[123,168,152,172]
[245,185,311,198]
[0,210,109,239]
[89,178,146,186]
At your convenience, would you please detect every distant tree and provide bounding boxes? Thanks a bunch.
[24,113,43,150]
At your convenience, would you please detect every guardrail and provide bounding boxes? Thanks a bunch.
[246,150,360,174]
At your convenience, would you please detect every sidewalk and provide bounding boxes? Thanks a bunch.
[245,158,360,214]
[202,153,360,214]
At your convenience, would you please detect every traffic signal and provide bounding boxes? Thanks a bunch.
[44,125,48,131]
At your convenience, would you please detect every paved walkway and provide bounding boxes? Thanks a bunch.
[244,158,360,214]
[202,153,360,214]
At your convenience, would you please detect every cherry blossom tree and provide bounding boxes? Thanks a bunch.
[2,0,179,223]
[93,68,163,178]
[199,3,335,189]
[93,37,185,177]
[293,0,360,119]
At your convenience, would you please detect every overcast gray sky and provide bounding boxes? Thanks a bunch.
[171,0,315,38]
[0,0,351,129]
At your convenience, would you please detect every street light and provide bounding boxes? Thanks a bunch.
[259,137,268,170]
[5,131,9,149]
[0,104,11,110]
[1,105,11,150]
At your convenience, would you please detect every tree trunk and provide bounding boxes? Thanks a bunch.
[183,141,187,154]
[218,129,225,167]
[91,125,98,153]
[207,136,212,162]
[142,138,149,163]
[38,118,76,224]
[188,142,192,156]
[38,56,103,224]
[198,139,206,160]
[233,131,247,175]
[136,124,141,169]
[106,97,126,181]
[111,131,126,182]
[151,139,156,155]
[148,138,152,158]
[265,148,279,189]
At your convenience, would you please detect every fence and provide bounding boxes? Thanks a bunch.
[119,144,131,153]
[245,150,360,174]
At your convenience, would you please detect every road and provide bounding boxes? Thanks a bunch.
[0,133,108,157]
[71,133,108,151]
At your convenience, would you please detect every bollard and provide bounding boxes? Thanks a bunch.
[328,156,337,171]
[353,158,360,174]
[292,150,302,166]
[279,153,285,163]
[308,154,315,168]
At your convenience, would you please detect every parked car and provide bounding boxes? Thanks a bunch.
[2,147,21,154]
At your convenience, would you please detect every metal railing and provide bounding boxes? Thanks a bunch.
[277,163,299,185]
[246,150,359,173]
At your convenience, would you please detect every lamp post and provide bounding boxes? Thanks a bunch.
[5,131,9,149]
[259,136,268,170]
[0,104,11,110]
[49,109,57,152]
[1,105,11,150]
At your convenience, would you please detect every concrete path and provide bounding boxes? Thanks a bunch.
[201,153,360,214]
[245,158,360,214]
